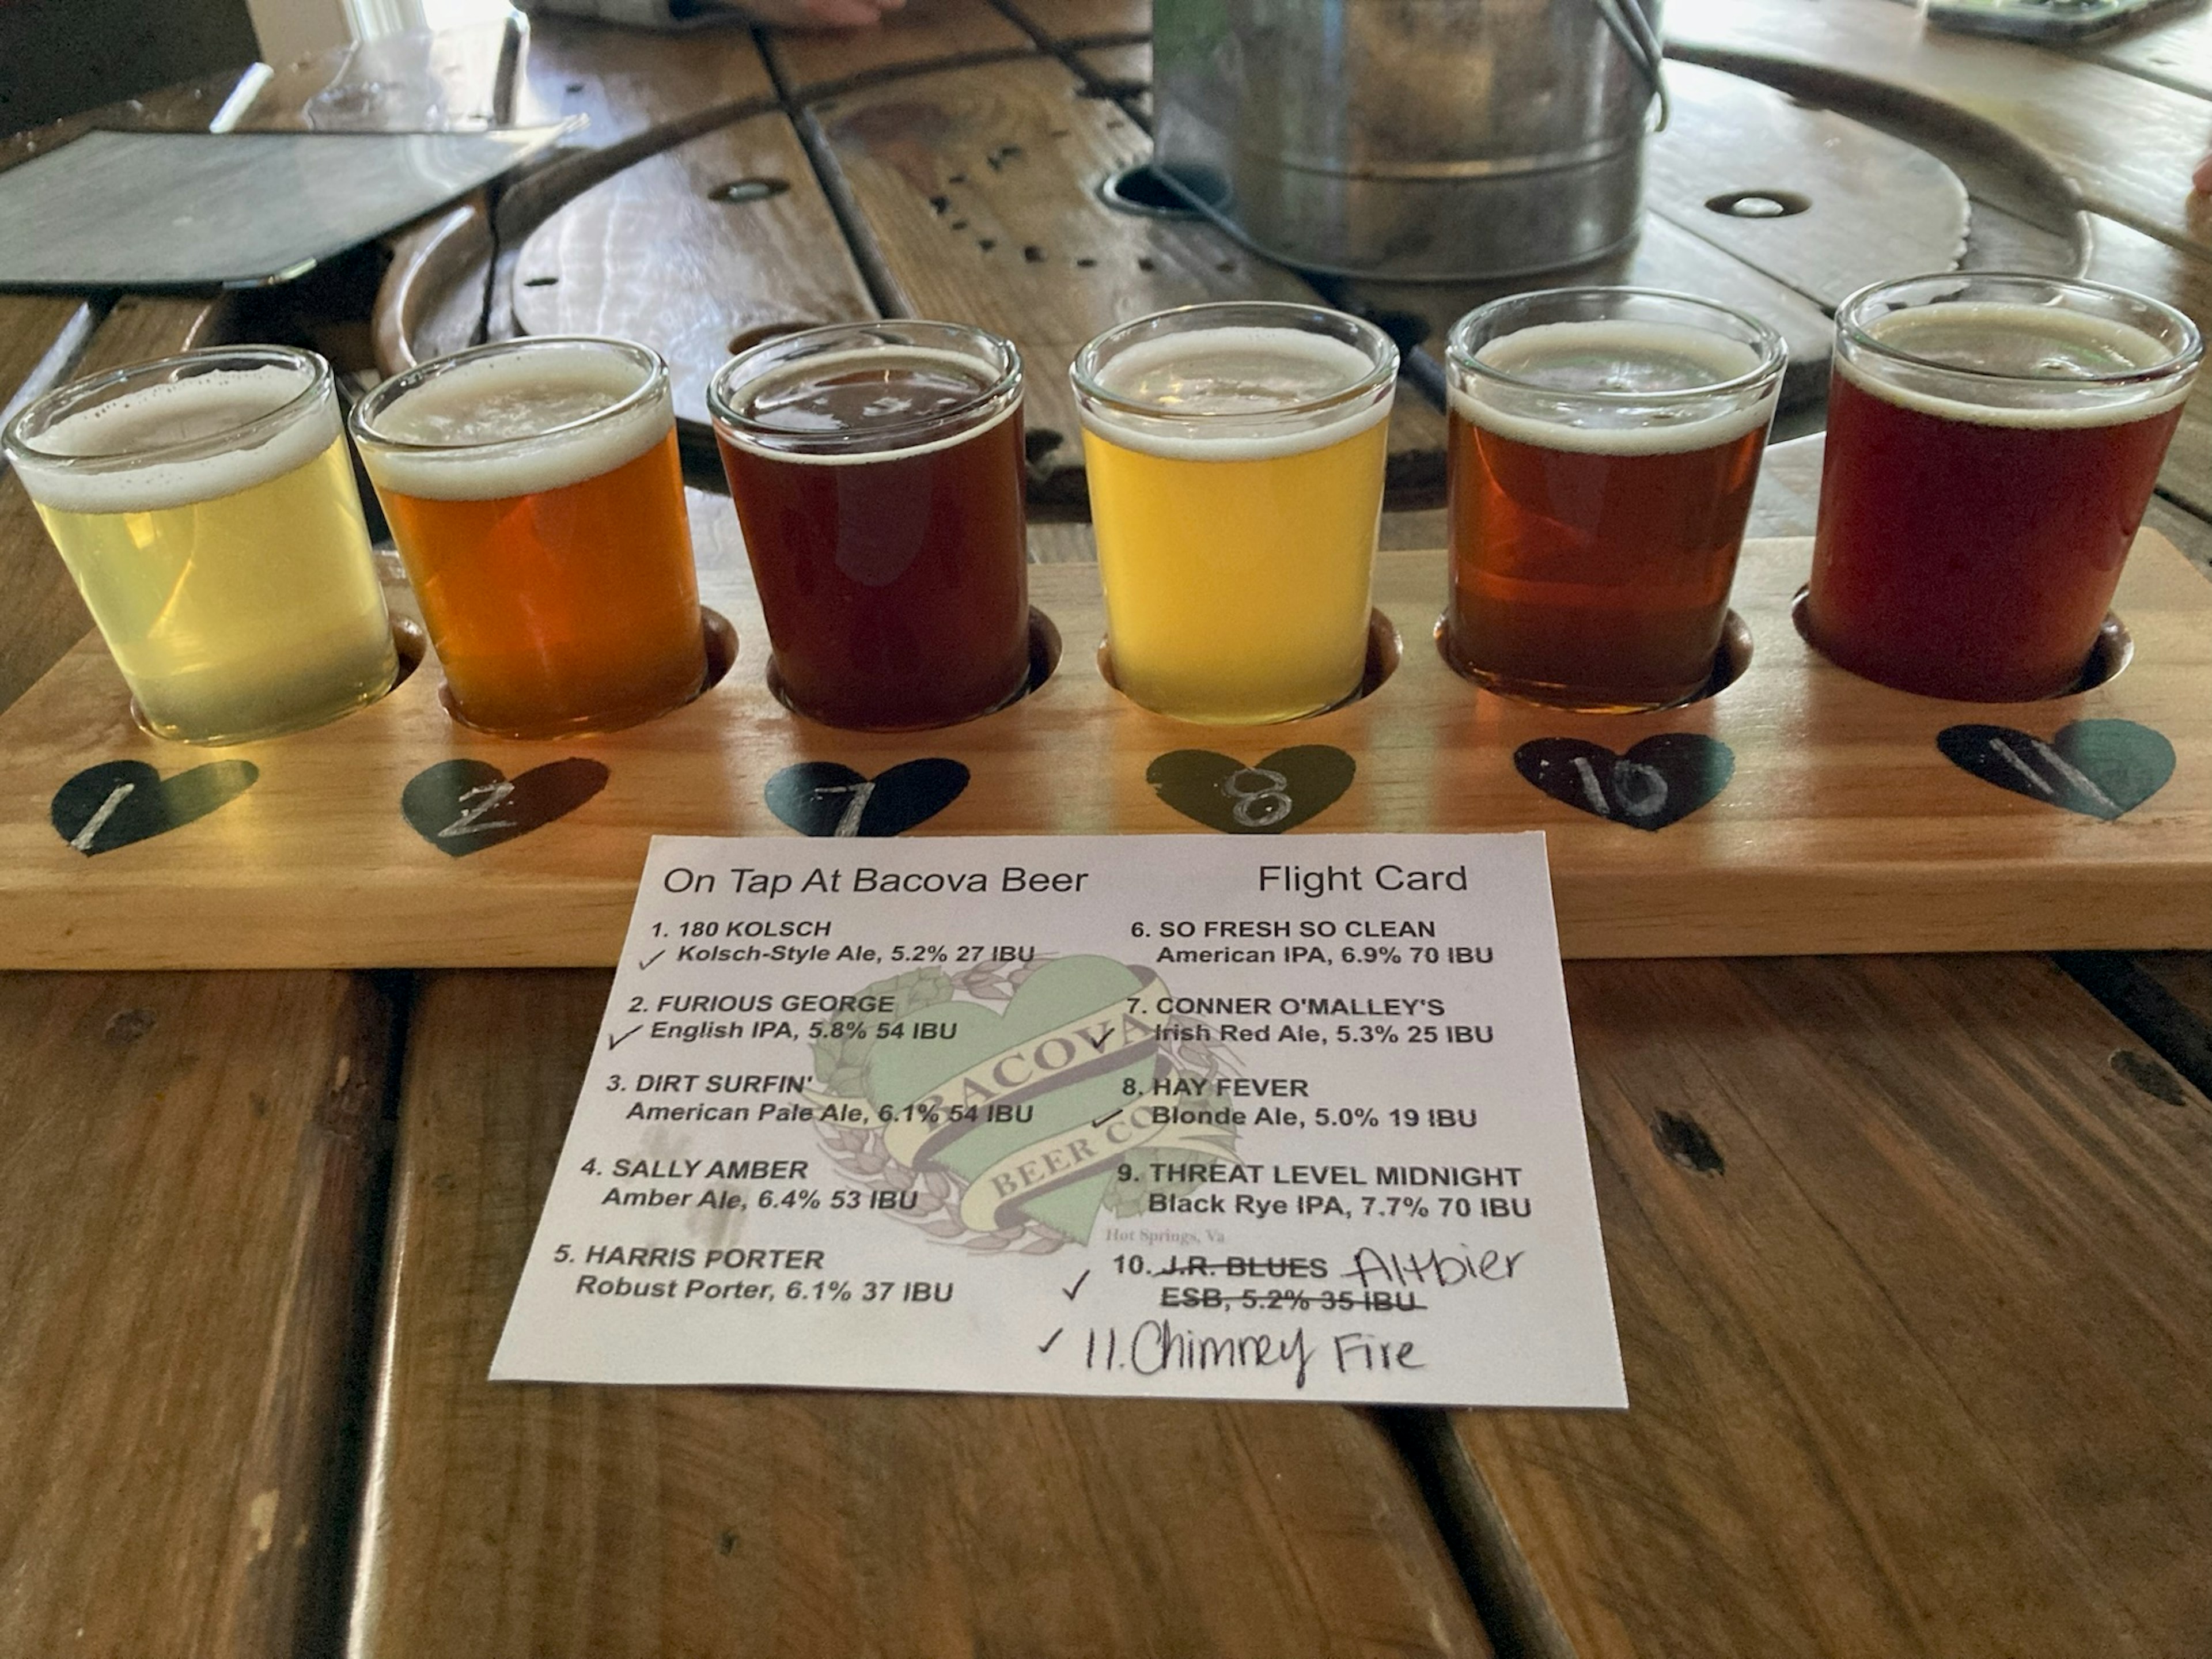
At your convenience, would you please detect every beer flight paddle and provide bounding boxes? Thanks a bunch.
[3,278,2204,953]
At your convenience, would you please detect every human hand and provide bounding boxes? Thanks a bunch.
[2195,153,2212,195]
[735,0,906,27]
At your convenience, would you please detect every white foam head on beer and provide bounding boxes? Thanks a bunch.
[1080,326,1393,461]
[1840,301,2191,428]
[1453,320,1775,455]
[13,362,336,516]
[362,342,672,501]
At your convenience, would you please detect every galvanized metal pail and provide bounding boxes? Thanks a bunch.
[1150,0,1666,280]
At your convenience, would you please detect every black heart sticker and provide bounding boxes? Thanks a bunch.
[1145,745,1355,834]
[51,759,259,855]
[1936,719,2173,820]
[764,758,969,837]
[402,757,609,855]
[1514,734,1735,831]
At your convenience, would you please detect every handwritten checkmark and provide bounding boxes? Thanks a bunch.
[1062,1270,1090,1301]
[637,949,665,969]
[1037,1327,1063,1355]
[608,1023,643,1050]
[1091,1107,1124,1128]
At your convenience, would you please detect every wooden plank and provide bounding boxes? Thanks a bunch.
[0,297,100,446]
[347,968,1491,1659]
[512,113,878,433]
[1444,952,2212,1658]
[0,969,399,1657]
[1645,61,1968,309]
[2073,0,2212,98]
[767,0,1034,97]
[7,528,2212,966]
[2080,211,2212,524]
[0,294,226,717]
[517,13,777,144]
[802,56,1449,503]
[997,0,1151,45]
[1075,36,1150,92]
[1668,0,2212,256]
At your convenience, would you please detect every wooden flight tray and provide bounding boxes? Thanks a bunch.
[1,532,2207,968]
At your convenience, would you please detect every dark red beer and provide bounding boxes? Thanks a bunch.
[1808,296,2192,702]
[709,325,1029,730]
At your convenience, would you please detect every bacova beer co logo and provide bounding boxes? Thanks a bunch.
[806,956,1240,1252]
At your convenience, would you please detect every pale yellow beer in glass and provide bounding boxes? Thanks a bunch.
[3,346,396,744]
[1072,303,1397,724]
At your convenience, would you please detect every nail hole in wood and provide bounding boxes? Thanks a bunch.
[978,238,997,252]
[929,194,950,214]
[1652,1111,1725,1175]
[1137,256,1157,272]
[1100,164,1197,218]
[522,275,559,287]
[1705,190,1810,219]
[564,79,585,93]
[950,219,968,230]
[1023,245,1045,263]
[710,177,790,204]
[1075,256,1097,268]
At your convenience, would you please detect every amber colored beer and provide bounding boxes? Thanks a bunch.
[353,339,704,738]
[1442,298,1785,712]
[709,325,1029,731]
[1808,286,2199,702]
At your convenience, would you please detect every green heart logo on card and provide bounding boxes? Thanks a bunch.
[809,957,1241,1248]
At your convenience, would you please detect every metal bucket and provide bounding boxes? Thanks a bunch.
[1150,0,1666,280]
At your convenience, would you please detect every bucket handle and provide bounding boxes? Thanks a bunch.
[1593,0,1670,131]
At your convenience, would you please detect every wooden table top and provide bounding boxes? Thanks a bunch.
[1,3,2210,1654]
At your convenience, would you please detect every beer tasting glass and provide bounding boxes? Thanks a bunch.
[1073,301,1399,725]
[3,345,398,745]
[1806,272,2200,702]
[1442,288,1787,712]
[351,336,706,738]
[709,321,1030,731]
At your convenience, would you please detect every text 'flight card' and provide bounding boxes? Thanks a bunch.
[494,832,1626,1408]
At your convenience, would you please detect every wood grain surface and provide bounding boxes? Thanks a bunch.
[346,968,1491,1659]
[0,969,398,1658]
[0,295,225,716]
[5,526,2211,968]
[1668,0,2212,256]
[800,55,1449,501]
[768,0,1035,96]
[518,13,777,141]
[1645,62,1969,309]
[994,0,1152,45]
[512,113,878,431]
[1444,952,2212,1659]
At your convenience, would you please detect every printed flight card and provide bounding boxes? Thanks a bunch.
[493,833,1627,1408]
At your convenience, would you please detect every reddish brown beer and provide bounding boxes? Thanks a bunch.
[1808,282,2199,702]
[709,324,1029,731]
[1442,293,1786,711]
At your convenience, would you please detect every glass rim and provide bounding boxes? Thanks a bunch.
[706,319,1023,456]
[1835,271,2204,389]
[1069,300,1399,426]
[1446,286,1787,403]
[2,343,331,472]
[349,334,669,456]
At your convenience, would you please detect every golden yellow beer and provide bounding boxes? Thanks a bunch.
[1073,308,1396,724]
[6,349,396,744]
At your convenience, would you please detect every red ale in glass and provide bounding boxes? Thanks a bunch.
[710,325,1029,730]
[1444,311,1781,711]
[1809,297,2193,702]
